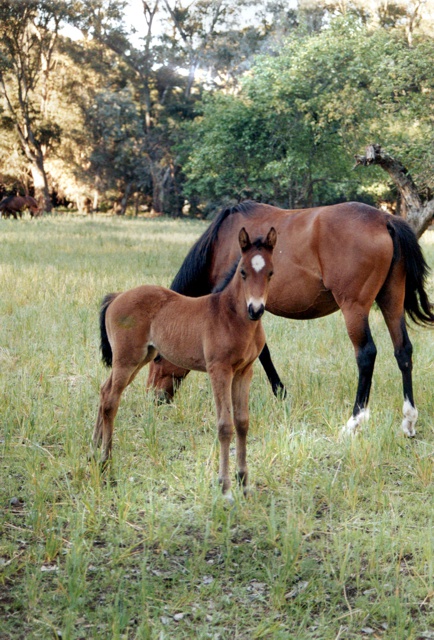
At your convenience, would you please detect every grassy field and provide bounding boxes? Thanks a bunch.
[1,214,434,640]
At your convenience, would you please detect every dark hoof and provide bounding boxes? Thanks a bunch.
[272,383,287,400]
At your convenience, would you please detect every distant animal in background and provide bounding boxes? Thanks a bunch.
[93,227,277,498]
[147,200,434,438]
[82,197,92,215]
[0,195,40,219]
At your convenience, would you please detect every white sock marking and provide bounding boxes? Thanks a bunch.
[401,398,417,437]
[251,254,265,272]
[341,408,370,436]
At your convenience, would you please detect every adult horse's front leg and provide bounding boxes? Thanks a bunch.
[259,344,286,398]
[341,308,377,435]
[208,365,235,498]
[231,366,254,494]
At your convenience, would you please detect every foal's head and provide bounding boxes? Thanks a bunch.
[238,227,277,321]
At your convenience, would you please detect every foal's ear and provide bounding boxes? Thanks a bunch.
[264,227,277,250]
[239,227,251,252]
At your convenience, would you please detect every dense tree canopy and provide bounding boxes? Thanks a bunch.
[184,17,434,213]
[0,0,433,222]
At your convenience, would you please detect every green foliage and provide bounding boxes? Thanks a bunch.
[0,2,434,213]
[183,16,434,209]
[87,88,149,192]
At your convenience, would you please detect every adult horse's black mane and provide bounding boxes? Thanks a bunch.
[212,259,240,294]
[170,201,262,297]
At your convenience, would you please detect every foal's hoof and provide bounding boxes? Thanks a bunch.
[223,490,235,505]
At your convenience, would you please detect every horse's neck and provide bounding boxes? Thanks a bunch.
[216,279,251,325]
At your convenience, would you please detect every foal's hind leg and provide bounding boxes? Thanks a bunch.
[341,306,377,435]
[377,291,417,437]
[232,365,254,494]
[94,358,149,465]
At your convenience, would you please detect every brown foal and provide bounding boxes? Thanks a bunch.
[93,227,277,497]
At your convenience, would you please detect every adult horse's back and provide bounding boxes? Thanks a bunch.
[148,201,434,436]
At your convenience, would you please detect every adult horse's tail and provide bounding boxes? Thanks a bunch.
[387,216,434,326]
[99,293,119,367]
[170,201,261,295]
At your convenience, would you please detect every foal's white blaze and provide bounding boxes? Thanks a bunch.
[401,398,418,437]
[251,254,265,272]
[342,407,370,436]
[247,296,265,312]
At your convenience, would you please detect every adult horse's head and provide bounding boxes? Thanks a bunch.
[26,196,41,217]
[237,226,277,321]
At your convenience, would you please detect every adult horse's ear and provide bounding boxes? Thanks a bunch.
[239,227,251,252]
[265,227,277,251]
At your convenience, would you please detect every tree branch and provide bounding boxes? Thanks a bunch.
[354,144,433,237]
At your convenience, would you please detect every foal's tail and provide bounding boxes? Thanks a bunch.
[387,216,434,326]
[99,293,119,367]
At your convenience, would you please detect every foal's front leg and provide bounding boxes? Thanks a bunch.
[232,366,254,494]
[208,366,234,498]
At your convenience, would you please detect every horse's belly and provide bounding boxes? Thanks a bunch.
[266,283,338,320]
[152,335,207,373]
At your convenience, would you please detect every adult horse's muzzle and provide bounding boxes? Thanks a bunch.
[248,302,265,321]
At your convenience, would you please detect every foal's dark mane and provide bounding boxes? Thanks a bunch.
[170,201,262,296]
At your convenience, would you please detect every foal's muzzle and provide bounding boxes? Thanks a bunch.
[248,303,265,321]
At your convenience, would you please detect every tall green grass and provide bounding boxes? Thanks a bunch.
[1,214,434,639]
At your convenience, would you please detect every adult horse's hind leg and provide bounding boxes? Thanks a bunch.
[377,286,417,437]
[341,305,377,435]
[232,365,254,494]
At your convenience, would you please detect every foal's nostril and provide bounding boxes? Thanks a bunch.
[248,304,265,320]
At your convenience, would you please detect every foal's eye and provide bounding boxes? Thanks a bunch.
[240,269,246,279]
[269,270,274,278]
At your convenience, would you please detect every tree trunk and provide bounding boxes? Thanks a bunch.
[30,155,52,212]
[117,182,133,216]
[150,164,164,214]
[354,144,434,238]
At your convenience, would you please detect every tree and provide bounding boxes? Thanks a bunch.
[182,15,434,214]
[355,144,434,237]
[0,1,75,210]
[85,88,150,215]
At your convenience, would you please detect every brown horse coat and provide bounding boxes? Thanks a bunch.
[94,228,277,496]
[0,195,40,219]
[148,201,434,437]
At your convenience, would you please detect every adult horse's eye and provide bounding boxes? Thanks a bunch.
[240,269,246,279]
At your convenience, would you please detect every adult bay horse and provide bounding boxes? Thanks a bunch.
[94,227,277,497]
[0,195,40,219]
[147,201,434,437]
